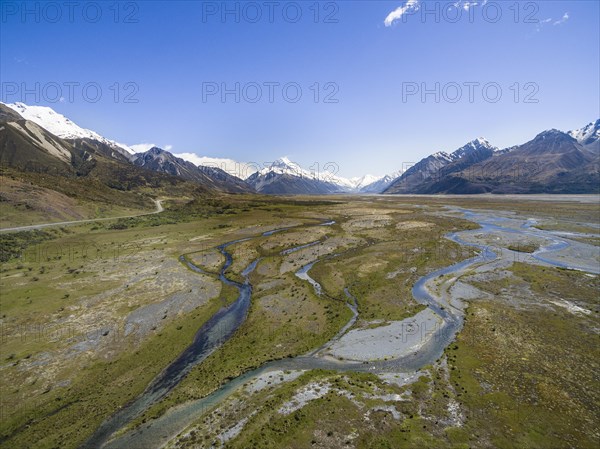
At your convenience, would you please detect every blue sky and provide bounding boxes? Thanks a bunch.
[1,0,598,178]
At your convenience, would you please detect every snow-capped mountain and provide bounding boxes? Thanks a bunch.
[384,141,489,194]
[359,172,402,193]
[1,102,252,193]
[449,137,498,160]
[173,154,360,187]
[244,157,408,194]
[385,124,599,194]
[0,104,74,165]
[254,157,321,179]
[244,158,407,194]
[2,102,135,159]
[568,119,600,153]
[246,157,351,194]
[350,174,382,190]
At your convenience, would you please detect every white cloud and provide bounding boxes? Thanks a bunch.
[453,1,478,11]
[384,0,420,27]
[164,144,173,151]
[536,12,568,32]
[554,12,569,25]
[174,152,203,165]
[129,143,156,153]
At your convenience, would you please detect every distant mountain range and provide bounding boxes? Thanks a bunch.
[244,158,399,194]
[1,102,598,196]
[385,124,599,194]
[132,147,252,193]
[246,157,348,194]
[384,138,500,194]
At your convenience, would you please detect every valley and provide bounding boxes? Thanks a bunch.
[2,2,599,447]
[1,194,598,449]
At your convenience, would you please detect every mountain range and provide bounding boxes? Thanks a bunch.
[385,125,599,194]
[1,102,253,195]
[132,147,252,193]
[1,102,598,197]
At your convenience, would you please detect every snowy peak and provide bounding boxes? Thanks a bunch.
[264,157,305,175]
[450,137,498,160]
[431,151,454,163]
[568,120,599,142]
[350,174,382,190]
[274,156,295,167]
[2,102,135,157]
[257,157,355,189]
[246,156,359,194]
[5,102,97,140]
[384,138,499,194]
[359,171,402,193]
[568,119,600,152]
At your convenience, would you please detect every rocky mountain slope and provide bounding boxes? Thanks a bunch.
[133,147,252,193]
[384,130,599,194]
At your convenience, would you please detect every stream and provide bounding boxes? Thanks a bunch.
[88,209,599,448]
[84,239,257,449]
[84,221,335,449]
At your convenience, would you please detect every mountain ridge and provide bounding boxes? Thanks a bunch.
[2,102,597,195]
[133,147,253,193]
[385,128,599,194]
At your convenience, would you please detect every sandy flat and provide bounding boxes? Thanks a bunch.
[324,308,443,362]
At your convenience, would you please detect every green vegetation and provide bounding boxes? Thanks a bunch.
[0,296,226,449]
[310,212,478,324]
[178,261,599,449]
[1,194,598,449]
[128,274,353,430]
[511,262,600,306]
[444,263,599,448]
[507,243,538,253]
[0,228,58,262]
[0,196,347,448]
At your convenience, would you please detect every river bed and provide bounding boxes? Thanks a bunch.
[90,209,600,448]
